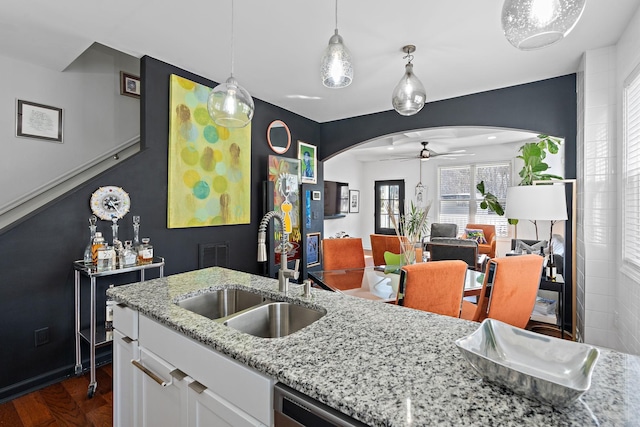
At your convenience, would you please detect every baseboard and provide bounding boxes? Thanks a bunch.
[0,354,112,404]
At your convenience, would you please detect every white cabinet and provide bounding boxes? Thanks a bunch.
[113,308,273,427]
[135,347,189,427]
[187,379,264,427]
[113,329,138,427]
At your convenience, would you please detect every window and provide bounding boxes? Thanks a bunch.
[438,163,511,237]
[375,180,405,235]
[623,64,640,272]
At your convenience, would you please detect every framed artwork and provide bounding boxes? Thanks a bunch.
[298,141,317,184]
[269,155,301,263]
[167,74,251,228]
[120,71,141,98]
[349,190,360,213]
[306,232,321,267]
[312,191,321,201]
[16,100,63,143]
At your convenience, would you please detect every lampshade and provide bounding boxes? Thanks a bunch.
[504,185,568,221]
[207,0,254,128]
[391,45,426,116]
[320,0,353,88]
[207,76,254,128]
[501,0,587,50]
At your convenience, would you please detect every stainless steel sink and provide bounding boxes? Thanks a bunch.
[176,288,265,320]
[224,302,326,338]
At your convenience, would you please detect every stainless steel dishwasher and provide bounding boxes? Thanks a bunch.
[274,383,369,427]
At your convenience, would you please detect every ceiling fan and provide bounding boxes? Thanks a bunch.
[386,141,469,161]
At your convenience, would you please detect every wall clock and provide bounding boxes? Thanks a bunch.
[90,186,131,220]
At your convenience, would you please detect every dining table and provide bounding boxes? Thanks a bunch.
[308,265,485,303]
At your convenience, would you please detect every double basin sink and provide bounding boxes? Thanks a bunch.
[176,288,326,338]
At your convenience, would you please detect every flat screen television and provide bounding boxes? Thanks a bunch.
[324,181,348,217]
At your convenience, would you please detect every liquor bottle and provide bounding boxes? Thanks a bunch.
[114,240,125,269]
[83,216,98,265]
[123,240,138,267]
[137,237,153,265]
[132,216,141,248]
[546,254,557,281]
[91,232,106,266]
[97,244,115,272]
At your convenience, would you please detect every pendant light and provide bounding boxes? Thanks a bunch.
[320,0,353,88]
[415,161,425,204]
[391,45,426,116]
[207,0,254,128]
[501,0,587,50]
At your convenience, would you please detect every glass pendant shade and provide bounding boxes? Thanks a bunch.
[321,30,353,88]
[502,0,587,50]
[392,63,427,116]
[207,76,254,128]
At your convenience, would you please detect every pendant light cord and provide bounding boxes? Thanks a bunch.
[230,0,235,77]
[334,0,338,32]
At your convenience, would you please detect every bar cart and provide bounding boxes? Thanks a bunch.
[73,257,165,397]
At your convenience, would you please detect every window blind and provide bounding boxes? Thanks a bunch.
[438,163,511,237]
[623,64,640,270]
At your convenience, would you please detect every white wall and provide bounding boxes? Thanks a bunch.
[0,43,139,211]
[322,152,365,241]
[616,5,640,355]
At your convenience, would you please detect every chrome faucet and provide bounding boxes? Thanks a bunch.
[257,211,299,293]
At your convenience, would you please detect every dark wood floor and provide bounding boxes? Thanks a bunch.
[0,364,112,427]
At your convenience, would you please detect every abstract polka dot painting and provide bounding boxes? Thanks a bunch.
[167,74,251,228]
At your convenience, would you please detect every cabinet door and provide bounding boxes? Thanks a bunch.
[113,329,139,427]
[187,380,265,427]
[135,347,189,427]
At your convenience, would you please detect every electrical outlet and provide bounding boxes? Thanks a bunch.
[35,327,50,347]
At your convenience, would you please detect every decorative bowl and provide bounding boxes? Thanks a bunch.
[455,319,599,406]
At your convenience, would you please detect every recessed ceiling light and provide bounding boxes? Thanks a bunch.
[488,136,497,140]
[286,94,322,100]
[387,147,394,150]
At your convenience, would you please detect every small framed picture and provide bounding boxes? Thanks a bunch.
[16,100,63,143]
[120,71,141,98]
[298,141,317,184]
[306,232,321,267]
[312,191,321,201]
[349,190,360,213]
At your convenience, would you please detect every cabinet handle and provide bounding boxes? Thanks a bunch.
[131,360,168,387]
[188,380,207,394]
[121,336,133,344]
[170,368,187,381]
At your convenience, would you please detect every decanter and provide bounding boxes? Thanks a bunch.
[132,215,141,248]
[83,216,97,265]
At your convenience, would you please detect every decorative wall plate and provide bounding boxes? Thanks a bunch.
[90,186,131,220]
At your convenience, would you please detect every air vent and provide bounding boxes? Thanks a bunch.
[199,242,230,269]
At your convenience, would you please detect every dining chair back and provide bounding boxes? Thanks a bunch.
[370,234,423,265]
[322,238,366,270]
[460,254,543,328]
[398,260,468,317]
[427,240,478,270]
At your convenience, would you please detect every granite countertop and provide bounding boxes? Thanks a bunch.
[108,267,640,426]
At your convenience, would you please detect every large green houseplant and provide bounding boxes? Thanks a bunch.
[477,134,563,221]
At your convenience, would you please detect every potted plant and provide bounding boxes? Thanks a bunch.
[477,134,563,221]
[388,200,431,264]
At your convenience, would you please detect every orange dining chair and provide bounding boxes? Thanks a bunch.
[321,238,366,270]
[460,254,543,328]
[370,234,423,266]
[398,260,468,318]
